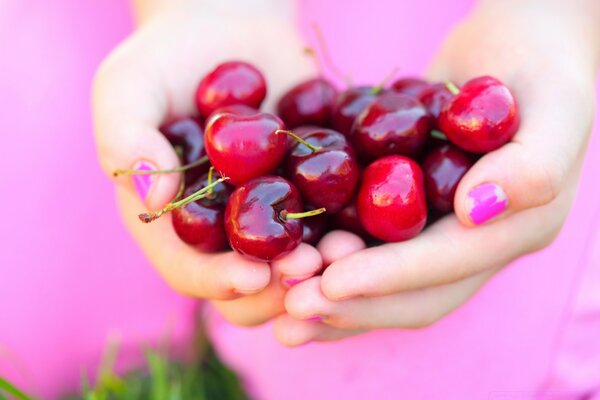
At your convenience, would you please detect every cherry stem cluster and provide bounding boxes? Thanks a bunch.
[276,130,321,153]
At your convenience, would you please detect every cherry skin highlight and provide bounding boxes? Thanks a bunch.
[206,104,259,122]
[351,92,431,162]
[331,86,379,136]
[277,78,338,129]
[204,111,287,185]
[439,76,520,153]
[171,173,231,252]
[421,144,474,213]
[224,176,304,262]
[285,129,359,214]
[357,155,427,242]
[160,117,208,185]
[195,61,267,118]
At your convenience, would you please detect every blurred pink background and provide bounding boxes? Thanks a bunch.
[1,0,599,399]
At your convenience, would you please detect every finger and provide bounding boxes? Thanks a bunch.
[92,36,181,210]
[271,243,323,288]
[117,186,271,300]
[286,270,495,330]
[211,283,285,327]
[273,314,363,347]
[316,230,366,267]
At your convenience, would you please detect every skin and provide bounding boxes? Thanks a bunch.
[93,0,600,343]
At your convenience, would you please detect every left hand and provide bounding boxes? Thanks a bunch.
[274,1,599,346]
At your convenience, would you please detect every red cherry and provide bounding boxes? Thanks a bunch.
[206,104,259,121]
[351,92,431,162]
[391,78,432,98]
[357,155,427,242]
[277,78,338,129]
[421,144,474,213]
[204,112,287,185]
[171,172,231,252]
[195,61,267,118]
[439,76,520,153]
[225,176,321,262]
[332,196,372,241]
[284,129,359,214]
[331,86,379,136]
[302,208,329,245]
[160,117,208,185]
[418,83,453,126]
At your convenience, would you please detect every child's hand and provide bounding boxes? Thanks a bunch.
[93,1,320,325]
[275,1,600,346]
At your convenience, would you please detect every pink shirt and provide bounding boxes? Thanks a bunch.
[1,0,599,398]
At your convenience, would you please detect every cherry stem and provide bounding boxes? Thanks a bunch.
[276,130,321,153]
[445,81,460,95]
[113,155,209,177]
[207,166,215,198]
[309,22,353,87]
[138,176,229,223]
[282,208,327,220]
[371,67,399,95]
[430,130,448,141]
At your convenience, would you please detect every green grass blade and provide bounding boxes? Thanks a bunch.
[0,377,31,400]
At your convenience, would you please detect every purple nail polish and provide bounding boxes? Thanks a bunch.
[468,183,508,225]
[306,316,323,322]
[132,162,155,202]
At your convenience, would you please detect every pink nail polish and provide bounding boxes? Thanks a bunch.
[467,183,508,225]
[285,278,304,287]
[306,316,323,322]
[132,162,155,201]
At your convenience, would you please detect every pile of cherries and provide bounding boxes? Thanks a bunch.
[121,61,519,262]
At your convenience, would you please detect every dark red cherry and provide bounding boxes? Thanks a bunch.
[195,61,267,118]
[357,155,427,242]
[332,196,372,240]
[285,129,359,214]
[331,86,379,136]
[418,83,453,126]
[171,173,231,252]
[204,112,287,185]
[421,144,474,213]
[224,176,306,262]
[206,104,259,122]
[277,78,338,129]
[391,78,431,98]
[302,208,329,245]
[160,117,208,185]
[351,92,431,162]
[439,76,520,153]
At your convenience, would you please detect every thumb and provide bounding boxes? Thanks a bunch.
[92,40,181,211]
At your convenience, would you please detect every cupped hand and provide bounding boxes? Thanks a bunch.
[275,2,599,346]
[93,2,321,326]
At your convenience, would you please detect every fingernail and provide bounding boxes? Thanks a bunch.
[132,161,156,202]
[467,183,508,225]
[306,316,323,322]
[282,276,310,288]
[234,288,262,295]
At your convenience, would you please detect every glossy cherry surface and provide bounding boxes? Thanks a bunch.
[277,78,338,129]
[204,112,287,185]
[439,76,520,153]
[206,104,259,122]
[418,83,453,126]
[195,61,267,118]
[160,117,208,185]
[171,173,231,252]
[285,129,359,214]
[225,176,304,262]
[357,155,427,242]
[331,86,378,136]
[332,197,372,240]
[351,92,431,161]
[422,144,474,213]
[391,78,432,98]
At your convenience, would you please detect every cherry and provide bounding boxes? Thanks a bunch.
[418,83,453,126]
[391,78,431,98]
[331,86,379,136]
[351,92,431,162]
[301,208,329,245]
[171,171,231,252]
[224,176,325,261]
[195,61,267,119]
[332,196,372,240]
[357,155,427,242]
[439,76,520,153]
[421,144,474,213]
[206,104,259,121]
[204,111,287,185]
[277,78,338,129]
[160,117,208,185]
[283,129,359,214]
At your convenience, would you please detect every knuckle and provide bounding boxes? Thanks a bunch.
[527,156,565,206]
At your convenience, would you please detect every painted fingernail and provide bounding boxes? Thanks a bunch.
[467,183,508,225]
[306,315,323,322]
[132,161,156,202]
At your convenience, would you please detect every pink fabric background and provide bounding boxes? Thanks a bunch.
[1,0,599,399]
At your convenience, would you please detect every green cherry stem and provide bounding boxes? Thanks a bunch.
[113,155,209,177]
[138,176,229,223]
[276,130,322,153]
[430,130,448,141]
[281,207,327,220]
[371,67,399,95]
[445,81,460,96]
